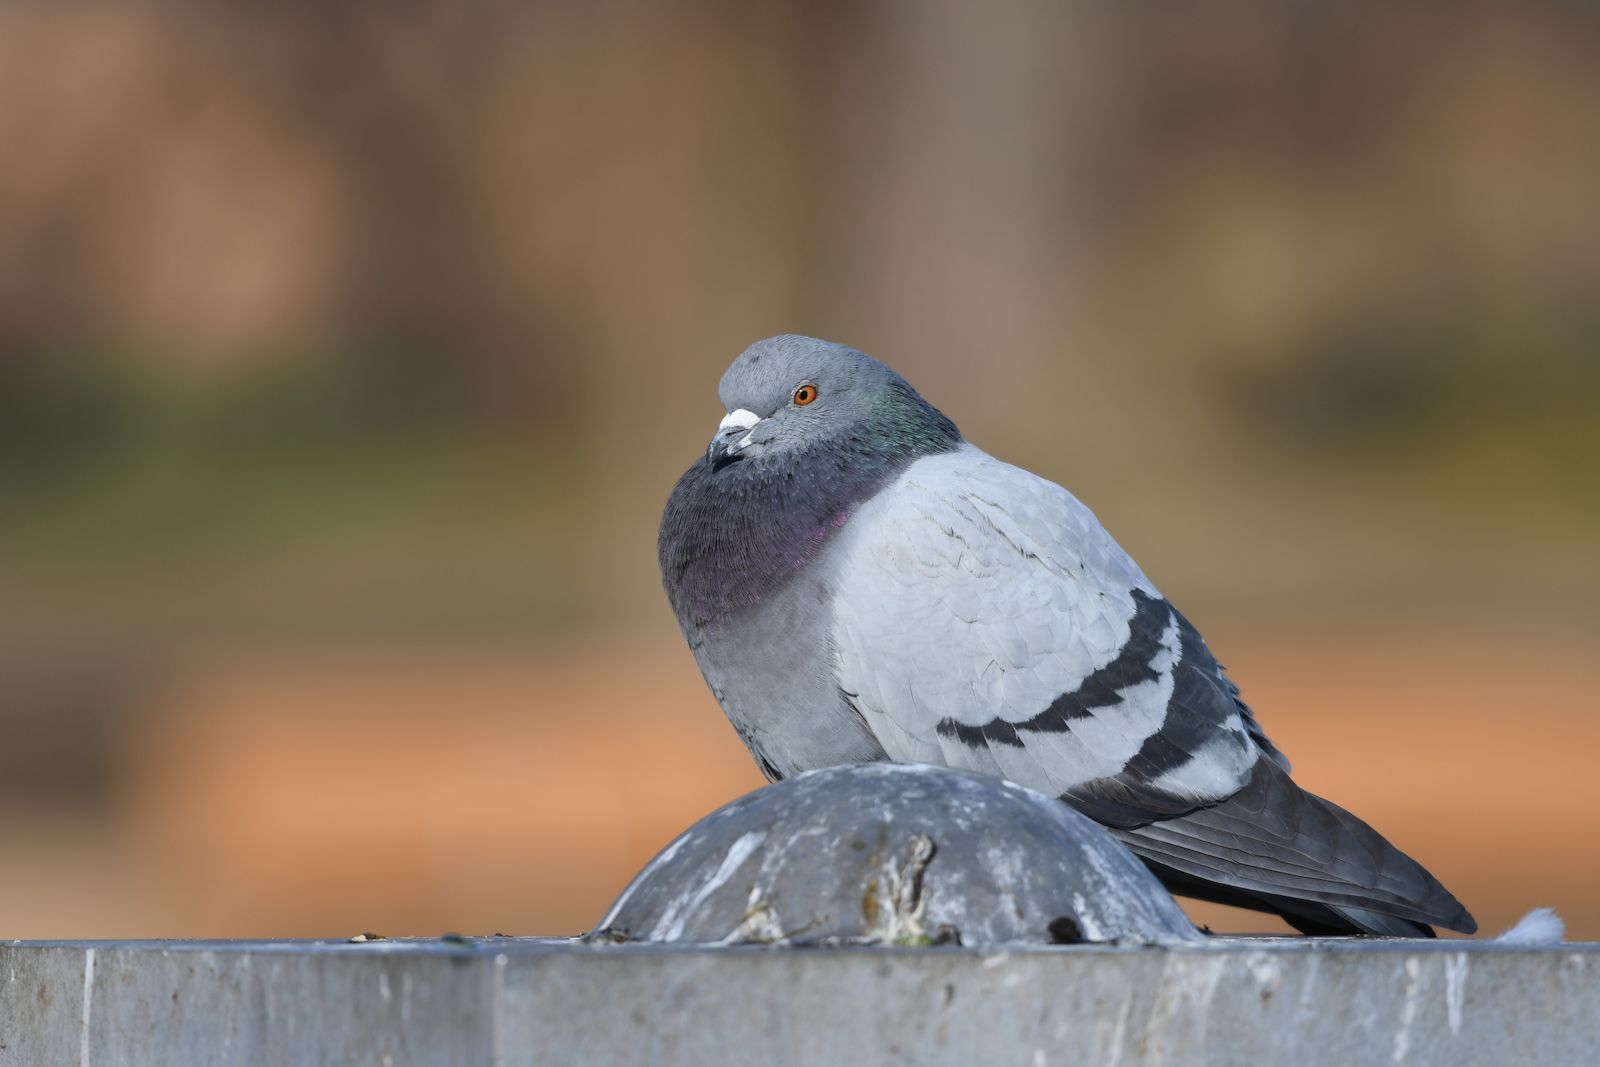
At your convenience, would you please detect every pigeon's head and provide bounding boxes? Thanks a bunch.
[704,335,960,471]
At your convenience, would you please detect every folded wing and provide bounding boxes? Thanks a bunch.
[828,444,1475,935]
[829,445,1268,816]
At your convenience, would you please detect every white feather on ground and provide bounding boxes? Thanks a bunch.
[1494,907,1565,945]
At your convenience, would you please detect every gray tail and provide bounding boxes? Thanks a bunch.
[1110,757,1476,936]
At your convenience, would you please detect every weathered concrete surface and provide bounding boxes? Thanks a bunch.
[596,763,1199,946]
[3,938,1597,1066]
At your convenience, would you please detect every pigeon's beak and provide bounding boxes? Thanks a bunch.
[707,408,762,469]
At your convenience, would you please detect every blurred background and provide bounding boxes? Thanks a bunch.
[1,1,1596,941]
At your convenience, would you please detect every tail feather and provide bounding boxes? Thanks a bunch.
[1110,756,1476,936]
[1329,905,1440,938]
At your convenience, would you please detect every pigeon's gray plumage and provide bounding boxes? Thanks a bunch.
[659,334,1476,936]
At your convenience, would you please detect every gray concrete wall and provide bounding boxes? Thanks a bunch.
[3,938,1597,1066]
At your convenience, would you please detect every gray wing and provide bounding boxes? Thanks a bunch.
[829,444,1278,818]
[828,445,1475,935]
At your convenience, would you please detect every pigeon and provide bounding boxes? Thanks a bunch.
[658,334,1476,936]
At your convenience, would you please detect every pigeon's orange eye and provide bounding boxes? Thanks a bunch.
[793,384,818,406]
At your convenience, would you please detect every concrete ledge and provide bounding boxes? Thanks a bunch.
[3,938,1597,1066]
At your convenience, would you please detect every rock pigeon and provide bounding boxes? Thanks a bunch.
[658,334,1476,936]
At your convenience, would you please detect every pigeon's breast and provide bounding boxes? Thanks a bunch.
[689,563,885,779]
[657,439,951,778]
[659,456,876,632]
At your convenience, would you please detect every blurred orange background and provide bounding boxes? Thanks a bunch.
[1,3,1596,941]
